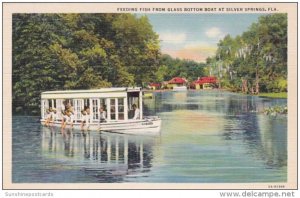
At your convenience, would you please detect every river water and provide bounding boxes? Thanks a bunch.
[12,90,287,183]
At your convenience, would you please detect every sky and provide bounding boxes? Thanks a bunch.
[145,14,266,63]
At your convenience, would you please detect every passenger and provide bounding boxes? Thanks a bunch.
[81,106,90,131]
[80,108,87,130]
[61,109,67,128]
[61,100,68,127]
[68,105,74,128]
[44,107,52,126]
[62,108,74,129]
[48,108,57,126]
[62,109,69,129]
[132,104,140,120]
[99,106,107,123]
[51,108,57,120]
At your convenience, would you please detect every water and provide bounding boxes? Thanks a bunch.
[12,90,287,183]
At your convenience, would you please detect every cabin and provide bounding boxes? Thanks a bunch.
[167,77,188,89]
[148,83,161,90]
[191,76,218,90]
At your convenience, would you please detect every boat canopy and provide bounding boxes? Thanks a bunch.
[41,87,141,99]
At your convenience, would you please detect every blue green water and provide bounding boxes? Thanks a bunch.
[12,90,287,183]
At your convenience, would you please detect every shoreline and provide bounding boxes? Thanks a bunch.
[143,89,287,99]
[257,92,287,99]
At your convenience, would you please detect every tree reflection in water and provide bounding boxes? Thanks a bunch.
[223,95,287,170]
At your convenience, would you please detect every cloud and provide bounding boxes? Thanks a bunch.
[159,32,187,44]
[162,43,217,63]
[205,27,224,39]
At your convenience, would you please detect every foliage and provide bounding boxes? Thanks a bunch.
[263,106,287,116]
[207,14,287,94]
[258,92,287,99]
[12,13,160,114]
[157,54,206,82]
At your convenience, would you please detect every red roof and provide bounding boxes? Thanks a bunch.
[193,76,217,85]
[149,83,161,87]
[168,77,187,84]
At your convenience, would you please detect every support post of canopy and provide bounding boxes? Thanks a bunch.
[106,99,111,121]
[139,90,143,120]
[41,99,44,119]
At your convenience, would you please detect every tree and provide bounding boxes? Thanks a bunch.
[157,54,206,82]
[12,13,161,114]
[208,14,287,94]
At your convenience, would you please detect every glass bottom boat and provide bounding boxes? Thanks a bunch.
[40,87,161,135]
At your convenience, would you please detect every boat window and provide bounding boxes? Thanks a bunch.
[127,92,139,110]
[63,99,73,106]
[91,99,99,121]
[100,99,107,111]
[110,99,116,120]
[49,100,56,108]
[118,98,124,120]
[41,99,49,119]
[73,99,84,122]
[84,99,90,107]
[55,99,63,119]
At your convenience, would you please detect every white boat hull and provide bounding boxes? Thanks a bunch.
[41,116,161,135]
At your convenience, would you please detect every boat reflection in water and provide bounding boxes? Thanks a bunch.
[41,127,159,182]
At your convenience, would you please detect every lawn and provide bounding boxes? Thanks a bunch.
[258,92,287,99]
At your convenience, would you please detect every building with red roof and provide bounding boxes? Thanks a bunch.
[190,76,218,89]
[167,77,188,89]
[148,83,161,90]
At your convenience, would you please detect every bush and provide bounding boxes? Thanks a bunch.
[263,105,287,116]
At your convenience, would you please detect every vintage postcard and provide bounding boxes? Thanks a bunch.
[2,2,297,190]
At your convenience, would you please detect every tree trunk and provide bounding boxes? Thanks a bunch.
[255,66,259,94]
[242,78,248,93]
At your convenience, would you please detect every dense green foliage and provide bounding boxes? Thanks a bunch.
[263,106,287,116]
[156,54,206,82]
[207,14,287,94]
[13,13,160,114]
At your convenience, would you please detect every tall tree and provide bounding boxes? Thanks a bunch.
[12,13,161,114]
[208,13,287,93]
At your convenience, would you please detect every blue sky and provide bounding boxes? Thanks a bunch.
[144,14,266,62]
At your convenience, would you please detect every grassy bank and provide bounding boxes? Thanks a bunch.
[258,92,287,99]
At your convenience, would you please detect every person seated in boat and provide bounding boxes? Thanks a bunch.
[46,108,57,126]
[44,107,53,126]
[61,100,69,127]
[50,108,57,122]
[80,106,90,131]
[132,104,140,120]
[99,106,107,123]
[61,109,67,128]
[62,108,74,129]
[61,109,69,129]
[66,103,74,128]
